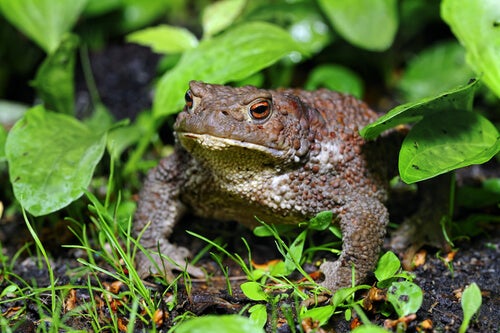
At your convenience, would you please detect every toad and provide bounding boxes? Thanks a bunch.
[134,81,393,291]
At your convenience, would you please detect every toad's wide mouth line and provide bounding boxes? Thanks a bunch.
[175,131,286,158]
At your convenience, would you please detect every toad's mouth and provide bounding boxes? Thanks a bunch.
[176,131,287,159]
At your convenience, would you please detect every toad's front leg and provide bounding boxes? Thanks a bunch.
[133,153,203,279]
[320,197,388,291]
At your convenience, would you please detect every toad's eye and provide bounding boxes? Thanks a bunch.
[249,100,271,120]
[185,90,193,110]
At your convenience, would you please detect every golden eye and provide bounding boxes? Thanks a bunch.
[184,90,193,110]
[249,100,271,120]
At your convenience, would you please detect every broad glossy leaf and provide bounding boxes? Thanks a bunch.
[318,0,398,51]
[460,283,482,333]
[175,315,265,333]
[5,106,106,216]
[32,34,79,115]
[361,79,479,140]
[202,0,246,38]
[126,25,198,54]
[441,0,500,98]
[0,0,87,53]
[241,281,268,301]
[398,41,475,101]
[153,22,305,118]
[399,110,500,184]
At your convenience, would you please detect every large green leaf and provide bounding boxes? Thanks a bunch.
[0,0,87,53]
[31,34,79,115]
[153,22,305,118]
[318,0,398,51]
[360,79,479,140]
[5,106,107,216]
[126,25,198,54]
[441,0,500,98]
[399,110,500,184]
[398,41,475,101]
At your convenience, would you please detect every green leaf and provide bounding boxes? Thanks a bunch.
[398,41,475,101]
[300,305,335,326]
[0,0,87,53]
[241,281,268,301]
[126,25,198,54]
[441,0,500,98]
[5,106,107,216]
[352,325,391,333]
[307,211,333,231]
[374,251,401,282]
[284,230,306,273]
[153,22,305,117]
[318,0,398,51]
[248,304,267,328]
[202,0,246,38]
[387,281,423,317]
[119,0,172,32]
[459,283,482,333]
[175,315,265,333]
[360,79,479,140]
[31,34,79,115]
[399,110,500,184]
[306,65,363,98]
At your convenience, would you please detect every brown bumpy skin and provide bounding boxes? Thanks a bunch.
[134,81,391,291]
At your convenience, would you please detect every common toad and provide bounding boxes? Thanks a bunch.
[134,81,392,291]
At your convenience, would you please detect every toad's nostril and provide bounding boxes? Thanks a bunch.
[221,111,229,116]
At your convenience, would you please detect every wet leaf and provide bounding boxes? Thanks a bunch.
[318,0,398,51]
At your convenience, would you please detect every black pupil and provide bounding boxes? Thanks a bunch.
[253,105,268,114]
[185,91,193,105]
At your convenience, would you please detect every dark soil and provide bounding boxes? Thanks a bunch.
[1,44,499,332]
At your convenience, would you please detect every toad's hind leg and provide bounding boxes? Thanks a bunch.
[320,197,388,291]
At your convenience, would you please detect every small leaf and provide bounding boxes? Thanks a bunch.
[31,34,79,115]
[153,22,305,117]
[284,230,306,273]
[0,0,87,53]
[175,315,265,333]
[360,79,479,140]
[387,281,423,317]
[318,0,398,51]
[300,305,335,326]
[352,325,391,333]
[374,251,401,282]
[441,0,500,98]
[307,211,333,231]
[5,106,107,216]
[202,0,246,38]
[248,304,267,328]
[126,25,199,54]
[459,282,482,333]
[241,281,268,301]
[399,110,500,183]
[306,65,363,98]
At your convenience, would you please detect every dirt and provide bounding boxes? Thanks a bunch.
[1,44,499,332]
